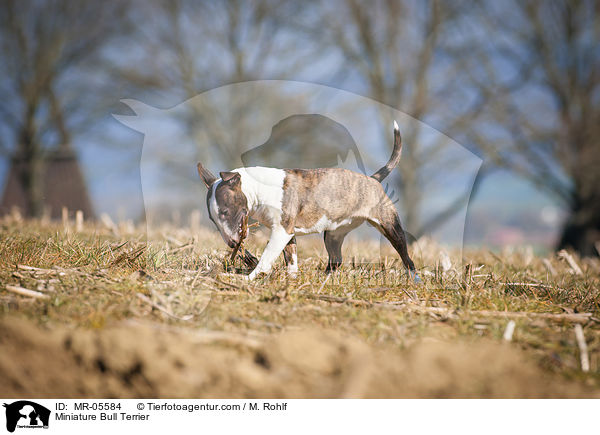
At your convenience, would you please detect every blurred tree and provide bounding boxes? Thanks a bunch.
[119,0,486,236]
[298,0,485,236]
[123,0,316,177]
[117,0,599,256]
[454,0,600,256]
[0,0,132,217]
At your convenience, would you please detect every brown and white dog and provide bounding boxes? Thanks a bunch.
[197,121,419,281]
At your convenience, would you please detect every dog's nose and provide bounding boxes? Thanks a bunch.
[227,239,238,248]
[222,234,239,248]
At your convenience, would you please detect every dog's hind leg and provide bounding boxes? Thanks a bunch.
[368,206,420,282]
[324,230,345,272]
[282,236,298,276]
[323,221,364,272]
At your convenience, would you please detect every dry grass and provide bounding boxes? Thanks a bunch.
[1,216,599,396]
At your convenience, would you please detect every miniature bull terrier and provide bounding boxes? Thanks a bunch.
[197,121,419,281]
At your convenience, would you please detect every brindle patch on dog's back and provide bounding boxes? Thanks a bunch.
[281,168,390,231]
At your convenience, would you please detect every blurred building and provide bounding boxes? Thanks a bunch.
[0,146,94,219]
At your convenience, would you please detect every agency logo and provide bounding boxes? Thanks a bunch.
[3,401,50,433]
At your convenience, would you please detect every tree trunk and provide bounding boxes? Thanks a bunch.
[557,196,600,257]
[18,121,45,218]
[20,154,44,218]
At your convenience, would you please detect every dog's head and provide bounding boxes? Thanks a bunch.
[197,163,248,248]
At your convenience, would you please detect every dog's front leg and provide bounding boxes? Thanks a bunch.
[283,236,298,277]
[248,225,293,280]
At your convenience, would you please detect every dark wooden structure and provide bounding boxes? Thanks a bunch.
[0,147,94,219]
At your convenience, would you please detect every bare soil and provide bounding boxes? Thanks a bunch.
[0,317,595,398]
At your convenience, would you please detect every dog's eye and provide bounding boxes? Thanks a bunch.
[220,210,229,217]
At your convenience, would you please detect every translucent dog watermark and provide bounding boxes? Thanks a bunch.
[115,80,482,307]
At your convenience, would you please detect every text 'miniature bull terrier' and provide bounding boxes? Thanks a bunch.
[197,121,420,282]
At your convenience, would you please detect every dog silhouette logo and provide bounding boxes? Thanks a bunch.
[241,114,367,174]
[3,401,50,432]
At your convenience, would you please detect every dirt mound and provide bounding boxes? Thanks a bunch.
[0,317,593,398]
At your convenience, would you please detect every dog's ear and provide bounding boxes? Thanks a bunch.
[220,171,241,185]
[197,162,217,188]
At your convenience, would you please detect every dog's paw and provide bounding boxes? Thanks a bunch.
[248,265,272,281]
[287,265,298,278]
[248,269,263,281]
[409,270,422,284]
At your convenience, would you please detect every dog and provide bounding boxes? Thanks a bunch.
[197,121,419,281]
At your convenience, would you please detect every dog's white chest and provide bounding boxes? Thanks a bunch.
[235,166,286,227]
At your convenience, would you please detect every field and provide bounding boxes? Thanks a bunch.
[1,216,599,398]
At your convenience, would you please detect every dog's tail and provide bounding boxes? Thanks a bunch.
[371,120,402,183]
